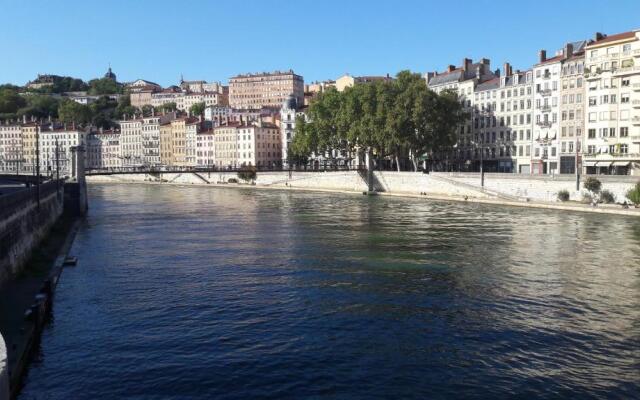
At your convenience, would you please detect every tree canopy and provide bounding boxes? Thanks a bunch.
[189,102,206,117]
[290,71,465,170]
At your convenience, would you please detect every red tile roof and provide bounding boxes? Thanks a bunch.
[589,31,637,46]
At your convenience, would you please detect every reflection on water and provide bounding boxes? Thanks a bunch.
[19,184,640,399]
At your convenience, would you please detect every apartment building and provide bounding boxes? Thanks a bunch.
[280,95,300,167]
[141,116,162,167]
[472,64,534,173]
[196,129,215,167]
[119,118,143,167]
[229,70,304,110]
[335,74,392,92]
[87,129,121,170]
[559,43,587,174]
[214,122,282,168]
[426,58,497,170]
[0,124,23,172]
[584,30,640,176]
[159,121,173,166]
[37,125,86,176]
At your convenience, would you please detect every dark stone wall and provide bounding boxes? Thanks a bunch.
[0,181,64,288]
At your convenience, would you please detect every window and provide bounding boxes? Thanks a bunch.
[588,129,596,138]
[620,127,629,137]
[589,97,597,106]
[621,144,628,154]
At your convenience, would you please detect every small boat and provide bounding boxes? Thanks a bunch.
[63,256,78,266]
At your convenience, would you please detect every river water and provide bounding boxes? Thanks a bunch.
[19,184,640,399]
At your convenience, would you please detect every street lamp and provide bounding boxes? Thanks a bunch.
[469,139,485,187]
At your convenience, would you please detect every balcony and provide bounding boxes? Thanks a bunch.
[614,66,640,76]
[537,89,552,96]
[539,105,552,112]
[542,72,551,79]
[632,116,640,125]
[536,121,552,128]
[633,100,640,108]
[630,135,640,142]
[633,83,640,91]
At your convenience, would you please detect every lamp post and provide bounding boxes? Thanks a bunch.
[469,139,485,187]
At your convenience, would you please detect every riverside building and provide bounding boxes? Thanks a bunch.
[229,70,304,110]
[426,58,497,170]
[583,31,640,176]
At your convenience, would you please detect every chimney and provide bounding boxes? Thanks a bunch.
[462,58,472,72]
[594,32,605,41]
[447,65,455,72]
[494,69,500,77]
[503,62,512,77]
[564,43,574,58]
[539,49,547,63]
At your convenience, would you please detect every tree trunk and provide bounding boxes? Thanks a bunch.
[411,156,418,172]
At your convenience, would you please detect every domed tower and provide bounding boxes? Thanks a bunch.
[104,65,117,81]
[280,94,298,167]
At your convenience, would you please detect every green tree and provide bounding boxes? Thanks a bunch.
[141,104,154,117]
[17,94,60,119]
[88,78,122,95]
[58,99,92,124]
[0,86,27,120]
[584,177,602,194]
[625,182,640,206]
[189,102,206,117]
[159,102,177,113]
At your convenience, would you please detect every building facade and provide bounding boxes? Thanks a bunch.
[229,70,304,110]
[584,31,640,176]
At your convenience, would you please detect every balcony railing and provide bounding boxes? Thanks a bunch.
[537,89,552,96]
[632,116,640,125]
[539,105,551,112]
[633,100,640,108]
[614,66,640,76]
[542,72,551,79]
[633,83,640,91]
[536,121,552,128]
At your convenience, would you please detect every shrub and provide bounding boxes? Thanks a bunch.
[600,189,615,204]
[237,166,257,182]
[583,177,601,194]
[626,182,640,206]
[557,190,570,202]
[581,191,593,204]
[227,178,238,184]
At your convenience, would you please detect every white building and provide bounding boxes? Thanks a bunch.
[472,64,534,173]
[0,124,23,172]
[426,58,497,170]
[280,95,300,167]
[87,129,121,170]
[532,50,563,174]
[584,30,640,176]
[141,116,162,167]
[119,118,144,167]
[37,126,86,177]
[214,122,282,168]
[196,129,216,167]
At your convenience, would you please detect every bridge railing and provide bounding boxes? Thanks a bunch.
[86,165,367,175]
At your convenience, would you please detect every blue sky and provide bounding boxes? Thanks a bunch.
[1,0,639,87]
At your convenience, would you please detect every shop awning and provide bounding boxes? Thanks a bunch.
[584,161,598,167]
[612,161,630,166]
[600,162,613,167]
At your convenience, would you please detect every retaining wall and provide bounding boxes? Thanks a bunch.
[0,181,64,288]
[432,172,639,203]
[0,333,7,400]
[86,171,639,203]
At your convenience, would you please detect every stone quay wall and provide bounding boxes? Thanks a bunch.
[0,181,64,288]
[0,332,7,400]
[86,170,640,204]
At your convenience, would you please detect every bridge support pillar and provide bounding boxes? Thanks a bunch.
[365,149,373,192]
[67,146,88,216]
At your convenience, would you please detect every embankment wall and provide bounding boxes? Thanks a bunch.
[0,181,64,288]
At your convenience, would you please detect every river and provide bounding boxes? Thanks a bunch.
[19,184,640,399]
